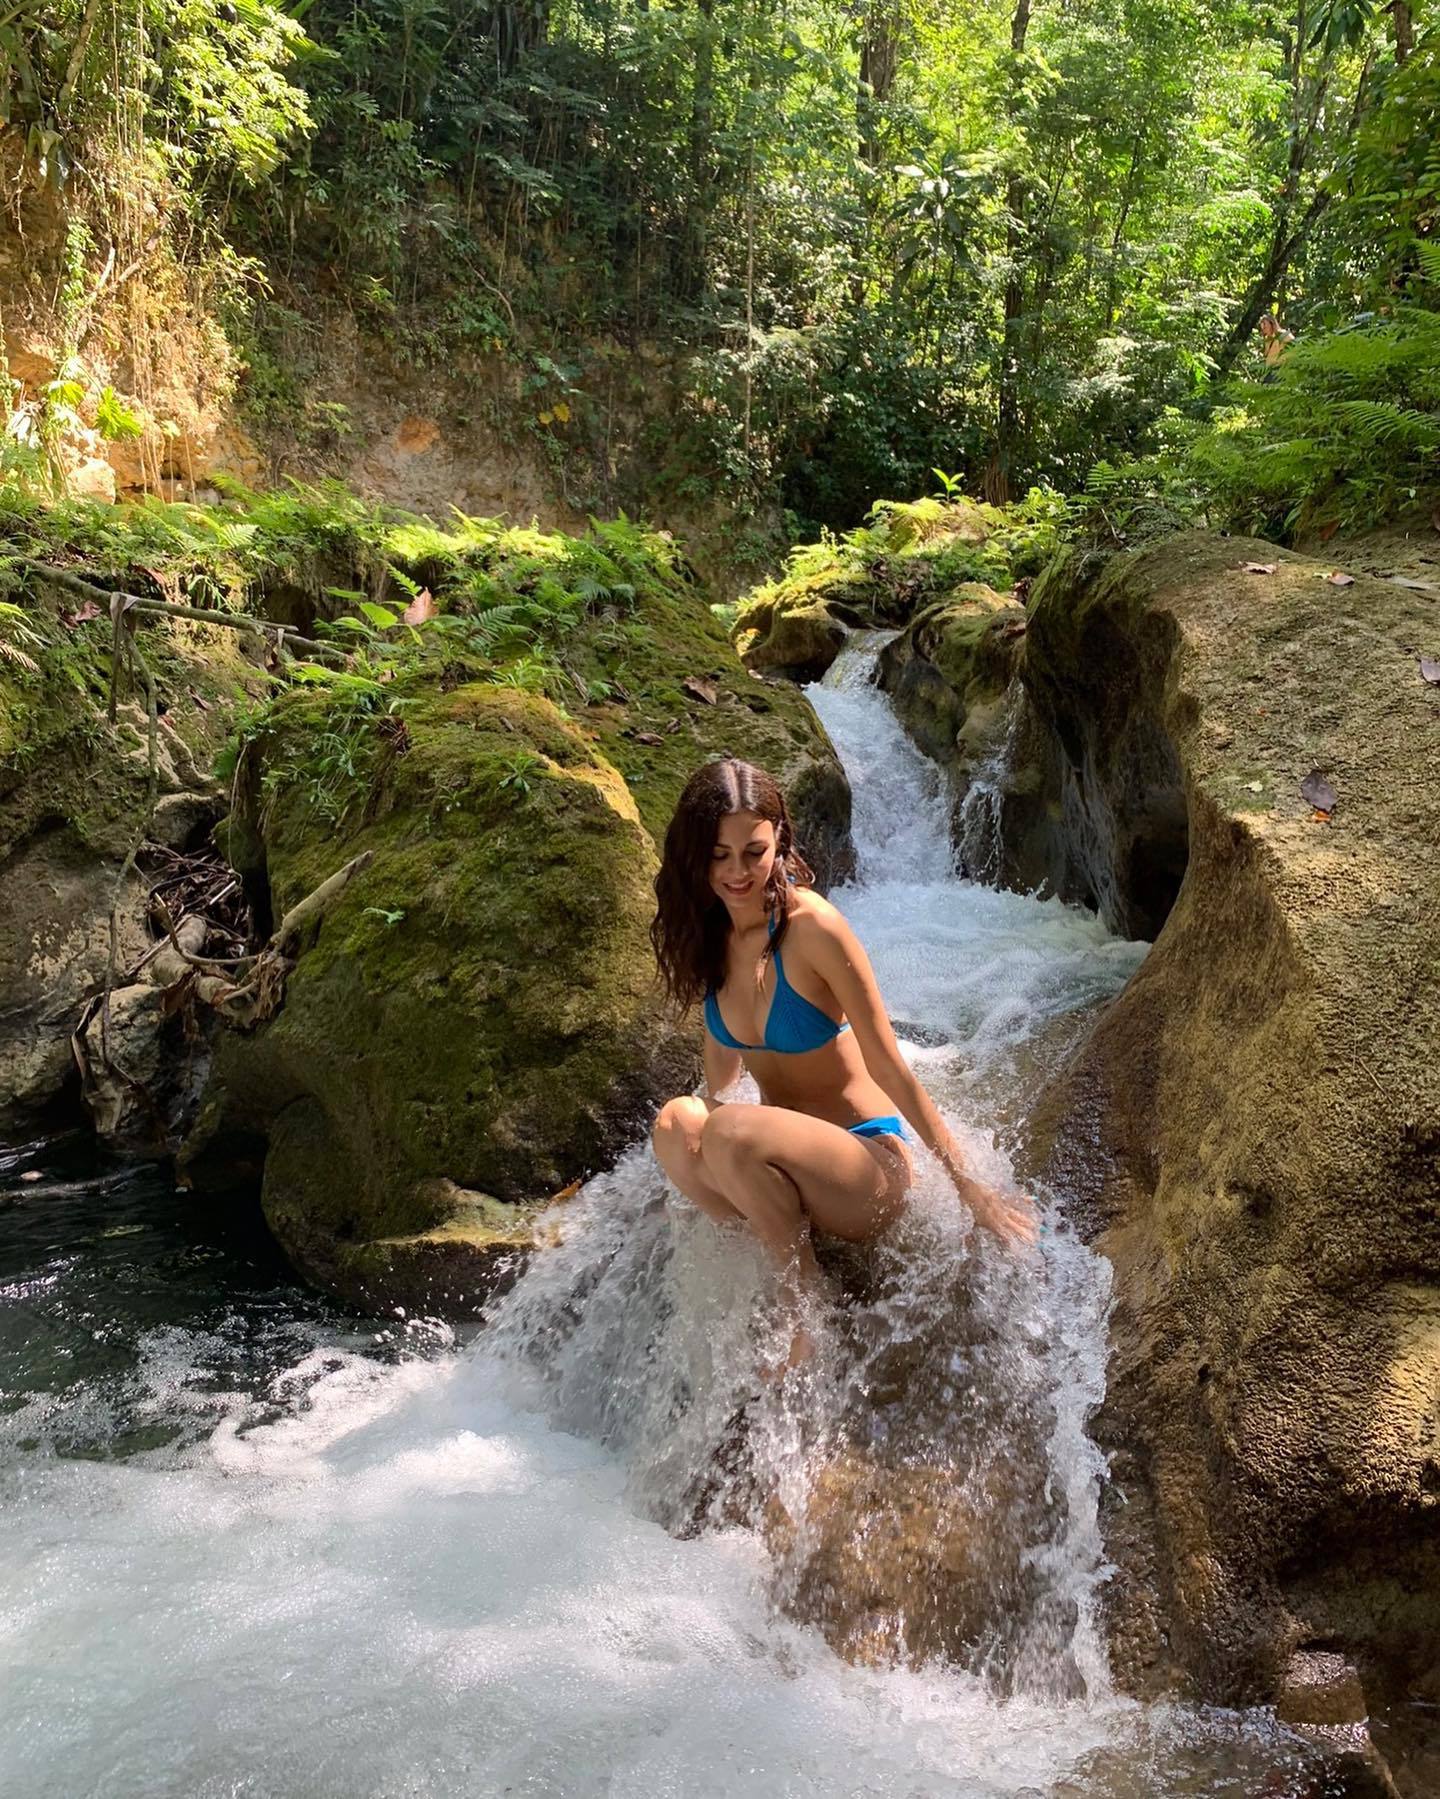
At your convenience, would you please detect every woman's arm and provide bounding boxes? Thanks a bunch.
[806,909,1038,1248]
[702,1032,744,1101]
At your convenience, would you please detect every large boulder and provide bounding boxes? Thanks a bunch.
[185,574,854,1311]
[186,682,696,1309]
[734,592,854,683]
[1016,533,1440,1712]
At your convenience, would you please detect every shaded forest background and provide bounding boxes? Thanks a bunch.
[0,0,1436,562]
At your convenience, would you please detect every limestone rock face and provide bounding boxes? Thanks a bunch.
[0,578,242,1129]
[1018,533,1440,1709]
[0,830,150,1129]
[875,585,1031,873]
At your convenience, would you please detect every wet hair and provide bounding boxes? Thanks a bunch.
[650,757,813,1012]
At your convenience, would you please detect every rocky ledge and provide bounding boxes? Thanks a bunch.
[1010,533,1440,1720]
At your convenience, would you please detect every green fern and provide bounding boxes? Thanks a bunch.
[1324,400,1440,450]
[1190,299,1440,534]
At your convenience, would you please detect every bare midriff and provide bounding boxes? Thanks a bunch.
[736,1031,897,1131]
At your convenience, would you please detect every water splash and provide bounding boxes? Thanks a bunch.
[479,634,1140,1703]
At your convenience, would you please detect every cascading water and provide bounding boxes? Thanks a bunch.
[954,685,1026,887]
[0,639,1346,1796]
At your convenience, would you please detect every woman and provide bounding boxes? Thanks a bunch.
[650,758,1037,1350]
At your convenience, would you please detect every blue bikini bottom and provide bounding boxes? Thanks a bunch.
[848,1115,907,1142]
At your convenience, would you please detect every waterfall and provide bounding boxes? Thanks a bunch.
[954,684,1026,886]
[0,642,1336,1798]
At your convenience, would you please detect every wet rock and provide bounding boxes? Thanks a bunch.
[766,1448,1055,1679]
[1020,532,1440,1705]
[0,829,149,1127]
[75,979,211,1153]
[1277,1651,1369,1727]
[875,585,1031,871]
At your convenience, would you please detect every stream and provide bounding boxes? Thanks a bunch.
[0,640,1352,1796]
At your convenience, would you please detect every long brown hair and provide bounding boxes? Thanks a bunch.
[651,758,814,1012]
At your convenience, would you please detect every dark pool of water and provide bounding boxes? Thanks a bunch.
[0,1129,384,1460]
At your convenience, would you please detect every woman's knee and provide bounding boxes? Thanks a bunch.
[652,1094,708,1157]
[698,1102,764,1171]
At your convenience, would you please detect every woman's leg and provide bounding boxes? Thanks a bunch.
[698,1104,910,1250]
[651,1095,741,1224]
[697,1105,912,1367]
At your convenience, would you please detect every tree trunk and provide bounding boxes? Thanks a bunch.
[856,0,900,167]
[1394,0,1414,63]
[1211,188,1330,384]
[984,0,1033,506]
[679,0,718,302]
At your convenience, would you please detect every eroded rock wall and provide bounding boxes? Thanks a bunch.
[1017,533,1440,1710]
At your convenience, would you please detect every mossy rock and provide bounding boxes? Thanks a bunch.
[730,494,1051,688]
[871,585,1035,875]
[187,682,698,1308]
[563,574,854,886]
[734,596,850,683]
[0,573,251,861]
[0,575,255,1126]
[877,585,1024,763]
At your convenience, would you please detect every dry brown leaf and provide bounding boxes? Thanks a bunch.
[664,717,683,733]
[61,599,102,627]
[1390,576,1440,594]
[402,587,437,624]
[1420,656,1440,685]
[1326,571,1355,587]
[1309,807,1333,824]
[1300,770,1337,813]
[682,674,719,705]
[1317,520,1340,542]
[634,730,663,745]
[547,1179,583,1206]
[1241,561,1278,575]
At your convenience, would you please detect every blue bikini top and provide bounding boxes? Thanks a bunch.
[704,914,850,1055]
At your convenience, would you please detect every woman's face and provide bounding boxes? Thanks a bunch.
[709,809,777,912]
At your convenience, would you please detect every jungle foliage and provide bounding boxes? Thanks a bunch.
[1,0,1436,538]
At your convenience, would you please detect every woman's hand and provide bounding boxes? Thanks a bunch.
[954,1173,1041,1248]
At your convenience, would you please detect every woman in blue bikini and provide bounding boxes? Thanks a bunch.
[650,758,1036,1353]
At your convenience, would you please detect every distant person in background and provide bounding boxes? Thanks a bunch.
[1258,312,1295,378]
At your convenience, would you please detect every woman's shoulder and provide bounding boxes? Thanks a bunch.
[786,886,849,944]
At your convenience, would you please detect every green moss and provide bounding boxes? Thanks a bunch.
[193,679,694,1298]
[0,570,255,859]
